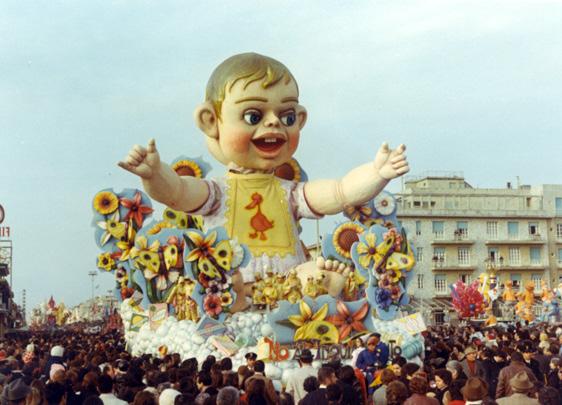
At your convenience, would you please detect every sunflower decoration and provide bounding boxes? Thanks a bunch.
[331,222,365,260]
[343,203,374,224]
[170,156,211,178]
[93,190,119,215]
[287,300,339,343]
[274,158,307,182]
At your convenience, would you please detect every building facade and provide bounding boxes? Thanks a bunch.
[397,173,562,304]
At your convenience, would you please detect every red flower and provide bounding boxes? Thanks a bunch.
[120,191,153,228]
[326,300,369,341]
[203,294,223,317]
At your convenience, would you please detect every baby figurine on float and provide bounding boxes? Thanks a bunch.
[119,53,409,312]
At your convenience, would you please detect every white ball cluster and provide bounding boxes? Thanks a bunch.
[225,312,270,347]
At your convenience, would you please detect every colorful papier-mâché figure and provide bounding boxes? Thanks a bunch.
[119,53,409,311]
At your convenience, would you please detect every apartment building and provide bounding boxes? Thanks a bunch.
[397,173,562,304]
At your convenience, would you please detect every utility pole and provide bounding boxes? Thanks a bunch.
[22,289,26,325]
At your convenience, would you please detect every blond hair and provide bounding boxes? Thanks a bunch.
[205,53,297,119]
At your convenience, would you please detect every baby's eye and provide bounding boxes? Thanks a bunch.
[243,110,262,125]
[281,111,296,127]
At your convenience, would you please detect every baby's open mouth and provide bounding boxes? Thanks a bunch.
[252,137,286,153]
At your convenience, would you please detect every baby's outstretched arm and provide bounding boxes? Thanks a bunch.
[304,143,409,215]
[118,139,209,212]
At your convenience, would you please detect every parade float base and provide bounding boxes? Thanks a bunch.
[120,299,425,388]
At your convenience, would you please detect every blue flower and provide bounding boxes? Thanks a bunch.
[374,288,393,310]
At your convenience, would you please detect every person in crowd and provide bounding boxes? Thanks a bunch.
[432,368,452,404]
[404,374,439,405]
[159,388,181,405]
[446,360,468,382]
[245,353,257,371]
[132,390,156,405]
[244,360,278,405]
[285,350,316,403]
[336,365,361,405]
[496,372,539,404]
[476,348,501,399]
[372,368,396,405]
[444,378,467,405]
[495,352,537,399]
[299,367,337,405]
[537,386,558,405]
[385,380,408,405]
[461,347,480,378]
[517,341,542,382]
[217,386,240,405]
[461,377,488,405]
[356,334,389,372]
[97,374,127,405]
[398,363,420,397]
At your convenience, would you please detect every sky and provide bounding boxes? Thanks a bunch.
[1,0,561,316]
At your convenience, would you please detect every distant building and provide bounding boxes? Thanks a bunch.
[396,172,562,319]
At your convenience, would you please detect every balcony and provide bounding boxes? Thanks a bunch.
[431,257,476,271]
[496,261,546,271]
[485,235,545,245]
[431,229,475,245]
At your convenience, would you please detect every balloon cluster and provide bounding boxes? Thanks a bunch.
[450,280,486,319]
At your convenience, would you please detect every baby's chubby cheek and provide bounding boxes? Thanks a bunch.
[287,133,300,155]
[221,130,253,155]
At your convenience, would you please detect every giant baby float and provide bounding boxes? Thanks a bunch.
[91,53,424,380]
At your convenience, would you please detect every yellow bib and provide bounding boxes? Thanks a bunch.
[224,172,296,258]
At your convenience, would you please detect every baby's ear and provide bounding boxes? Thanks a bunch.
[194,102,219,139]
[297,106,308,130]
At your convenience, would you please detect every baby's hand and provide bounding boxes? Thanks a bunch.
[118,139,161,179]
[373,142,409,180]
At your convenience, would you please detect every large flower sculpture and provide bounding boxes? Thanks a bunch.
[325,301,369,341]
[288,301,339,343]
[120,191,154,228]
[351,224,415,318]
[182,227,249,320]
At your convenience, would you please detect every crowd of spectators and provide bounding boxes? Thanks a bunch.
[0,321,561,405]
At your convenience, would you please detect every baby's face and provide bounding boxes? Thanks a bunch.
[216,79,305,170]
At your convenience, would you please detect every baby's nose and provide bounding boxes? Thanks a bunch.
[263,112,281,127]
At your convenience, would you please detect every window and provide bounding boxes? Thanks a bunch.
[488,247,499,261]
[486,221,498,239]
[417,274,424,289]
[416,247,423,263]
[508,222,519,239]
[433,248,446,266]
[530,247,541,265]
[413,201,421,207]
[432,221,444,239]
[458,247,470,266]
[416,221,422,236]
[558,248,562,265]
[460,274,472,284]
[510,273,521,290]
[434,275,447,294]
[456,221,468,239]
[528,222,539,236]
[556,224,562,239]
[509,247,521,265]
[556,197,562,215]
[531,274,542,292]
